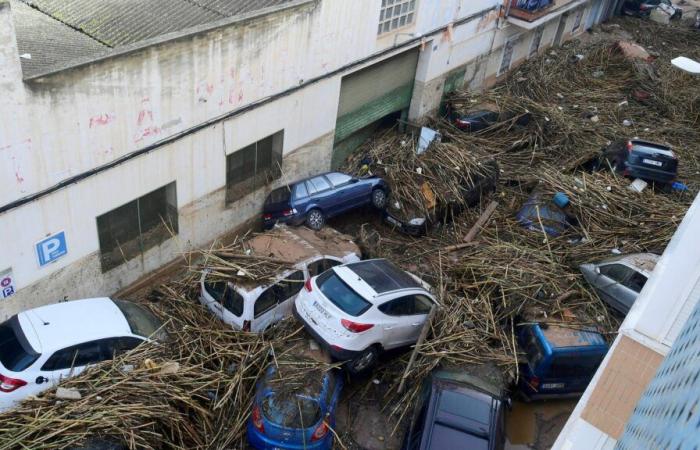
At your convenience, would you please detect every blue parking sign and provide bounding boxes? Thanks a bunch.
[36,231,68,267]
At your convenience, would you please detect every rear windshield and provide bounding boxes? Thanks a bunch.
[265,186,292,205]
[318,270,372,317]
[113,300,166,341]
[0,316,40,372]
[205,281,244,317]
[262,393,321,429]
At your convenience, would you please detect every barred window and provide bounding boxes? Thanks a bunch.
[378,0,417,35]
[97,182,178,272]
[226,131,284,204]
[529,26,544,58]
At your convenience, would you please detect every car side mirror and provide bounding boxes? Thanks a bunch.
[595,266,601,274]
[349,178,359,183]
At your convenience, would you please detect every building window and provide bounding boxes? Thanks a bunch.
[529,26,544,58]
[378,0,417,35]
[498,39,515,77]
[97,182,178,272]
[226,130,284,204]
[572,8,584,32]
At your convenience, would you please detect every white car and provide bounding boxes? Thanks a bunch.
[294,259,438,374]
[199,226,360,332]
[0,298,165,412]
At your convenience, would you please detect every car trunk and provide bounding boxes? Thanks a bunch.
[263,186,293,216]
[631,148,678,173]
[259,389,322,444]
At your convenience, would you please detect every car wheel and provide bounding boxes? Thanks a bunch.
[346,346,378,375]
[305,209,325,230]
[371,188,387,209]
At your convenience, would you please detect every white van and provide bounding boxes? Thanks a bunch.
[199,226,360,332]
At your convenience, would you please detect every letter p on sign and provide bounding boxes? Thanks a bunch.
[36,231,68,267]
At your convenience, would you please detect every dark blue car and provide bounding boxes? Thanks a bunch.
[262,172,388,230]
[518,323,608,400]
[247,366,343,450]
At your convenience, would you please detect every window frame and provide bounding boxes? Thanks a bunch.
[307,258,342,278]
[599,263,635,284]
[225,130,284,204]
[498,38,516,77]
[529,26,544,58]
[306,176,332,196]
[41,339,108,371]
[378,0,418,35]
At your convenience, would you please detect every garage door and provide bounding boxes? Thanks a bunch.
[332,49,419,168]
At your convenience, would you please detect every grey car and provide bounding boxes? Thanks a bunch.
[580,253,659,315]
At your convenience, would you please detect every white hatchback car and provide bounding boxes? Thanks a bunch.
[294,259,438,374]
[200,226,360,332]
[0,298,165,412]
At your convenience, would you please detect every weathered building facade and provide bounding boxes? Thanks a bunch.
[0,0,611,319]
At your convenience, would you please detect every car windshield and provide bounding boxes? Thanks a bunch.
[318,270,372,317]
[261,393,322,429]
[113,300,167,341]
[265,186,291,205]
[0,316,40,372]
[524,328,545,370]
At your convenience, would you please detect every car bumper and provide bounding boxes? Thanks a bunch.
[263,214,306,230]
[518,379,584,401]
[247,422,331,450]
[293,303,362,361]
[625,164,676,184]
[383,211,428,237]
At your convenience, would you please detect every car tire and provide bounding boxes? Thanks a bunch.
[305,209,325,231]
[371,188,388,209]
[346,346,378,375]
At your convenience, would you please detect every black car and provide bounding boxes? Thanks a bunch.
[448,106,531,132]
[599,139,678,184]
[403,370,508,450]
[262,172,388,230]
[622,0,682,18]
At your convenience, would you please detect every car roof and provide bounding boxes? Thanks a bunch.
[342,259,423,297]
[629,139,674,156]
[600,252,659,275]
[424,377,497,450]
[540,325,607,349]
[224,226,360,290]
[17,298,131,353]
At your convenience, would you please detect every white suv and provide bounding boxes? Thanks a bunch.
[200,226,360,333]
[0,298,165,412]
[294,259,438,374]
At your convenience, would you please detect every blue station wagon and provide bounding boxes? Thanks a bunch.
[247,365,343,450]
[517,323,608,400]
[263,172,388,230]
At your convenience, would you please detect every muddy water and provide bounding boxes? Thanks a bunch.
[506,399,578,450]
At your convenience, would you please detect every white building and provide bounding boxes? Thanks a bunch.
[0,0,610,319]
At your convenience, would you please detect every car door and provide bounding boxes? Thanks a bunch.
[326,172,369,211]
[41,340,108,383]
[378,294,434,348]
[273,270,305,321]
[620,270,648,312]
[251,270,305,332]
[306,176,339,216]
[593,263,637,313]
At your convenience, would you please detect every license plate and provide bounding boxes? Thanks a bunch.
[313,301,331,319]
[541,382,565,389]
[643,158,662,167]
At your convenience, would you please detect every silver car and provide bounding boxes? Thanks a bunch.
[580,253,659,315]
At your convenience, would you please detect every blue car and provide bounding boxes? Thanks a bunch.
[247,366,343,450]
[517,323,608,400]
[262,172,388,230]
[515,193,575,237]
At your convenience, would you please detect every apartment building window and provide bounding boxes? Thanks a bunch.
[498,39,515,77]
[529,27,544,58]
[97,182,178,272]
[378,0,417,35]
[226,131,284,204]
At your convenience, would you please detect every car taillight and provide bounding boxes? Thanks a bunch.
[252,405,265,433]
[305,278,313,292]
[282,208,297,217]
[341,319,374,333]
[529,376,540,390]
[262,213,272,221]
[627,141,633,153]
[242,320,251,332]
[311,418,329,441]
[0,374,27,393]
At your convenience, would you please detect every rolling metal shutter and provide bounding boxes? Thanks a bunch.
[334,49,419,146]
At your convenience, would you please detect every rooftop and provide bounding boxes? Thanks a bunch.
[9,0,300,79]
[18,298,131,353]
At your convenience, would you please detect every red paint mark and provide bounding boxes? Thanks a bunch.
[15,171,24,183]
[206,83,214,95]
[89,113,115,128]
[137,110,154,126]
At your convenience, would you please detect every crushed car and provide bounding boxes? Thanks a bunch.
[622,0,683,19]
[402,367,509,450]
[200,225,360,333]
[598,139,678,185]
[580,252,659,315]
[294,258,438,374]
[517,323,608,401]
[446,102,531,132]
[262,171,388,231]
[516,192,578,237]
[0,298,165,412]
